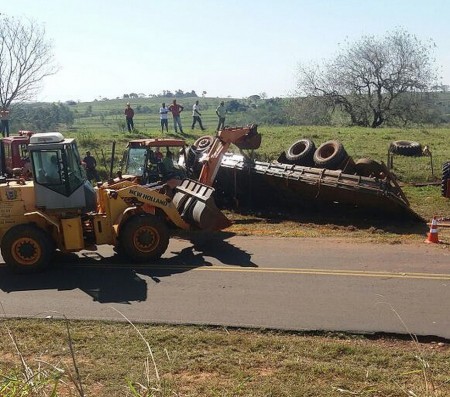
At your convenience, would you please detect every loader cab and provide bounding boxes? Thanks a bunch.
[121,138,187,184]
[28,132,96,211]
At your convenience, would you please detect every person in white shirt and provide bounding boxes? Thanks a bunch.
[191,100,206,131]
[159,102,169,133]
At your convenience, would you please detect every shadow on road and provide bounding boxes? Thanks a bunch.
[0,233,256,304]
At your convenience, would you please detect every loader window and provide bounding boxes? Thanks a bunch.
[63,142,85,189]
[125,148,147,176]
[31,143,85,196]
[33,150,65,193]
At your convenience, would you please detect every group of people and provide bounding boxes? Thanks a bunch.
[124,100,227,134]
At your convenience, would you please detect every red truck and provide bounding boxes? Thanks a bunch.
[0,131,34,177]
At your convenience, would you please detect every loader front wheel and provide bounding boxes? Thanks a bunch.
[120,215,169,263]
[1,224,54,273]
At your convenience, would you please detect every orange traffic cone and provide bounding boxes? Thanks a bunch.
[425,216,440,244]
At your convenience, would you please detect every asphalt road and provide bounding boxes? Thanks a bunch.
[0,235,449,338]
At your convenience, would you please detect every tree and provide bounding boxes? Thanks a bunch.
[297,29,438,127]
[0,16,57,108]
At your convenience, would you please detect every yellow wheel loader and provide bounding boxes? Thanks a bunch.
[0,132,229,273]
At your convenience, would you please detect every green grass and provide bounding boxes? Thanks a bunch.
[1,318,449,396]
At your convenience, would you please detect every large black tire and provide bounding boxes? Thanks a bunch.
[119,215,169,262]
[389,141,422,156]
[193,135,214,152]
[276,151,288,164]
[313,140,348,169]
[354,158,385,178]
[442,161,450,197]
[1,224,54,273]
[285,139,316,166]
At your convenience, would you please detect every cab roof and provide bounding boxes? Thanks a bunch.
[127,138,186,148]
[29,132,65,144]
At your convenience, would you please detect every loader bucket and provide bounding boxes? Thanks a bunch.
[234,124,262,150]
[172,179,231,231]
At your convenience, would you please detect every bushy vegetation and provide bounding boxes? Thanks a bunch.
[9,90,450,136]
[10,102,74,132]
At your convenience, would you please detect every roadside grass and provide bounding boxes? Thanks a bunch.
[1,318,450,396]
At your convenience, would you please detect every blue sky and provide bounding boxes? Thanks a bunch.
[4,0,450,102]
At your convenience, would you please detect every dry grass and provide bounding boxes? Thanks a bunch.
[1,318,450,396]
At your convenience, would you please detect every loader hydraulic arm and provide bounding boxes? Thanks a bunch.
[197,125,261,186]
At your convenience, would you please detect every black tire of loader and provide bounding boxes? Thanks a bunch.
[442,161,450,197]
[1,224,54,273]
[313,140,348,169]
[285,139,316,166]
[120,214,169,262]
[389,141,422,156]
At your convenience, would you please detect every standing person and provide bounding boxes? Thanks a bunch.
[159,102,169,133]
[168,99,184,134]
[83,151,100,182]
[215,101,226,131]
[155,147,164,162]
[191,100,206,131]
[124,103,134,132]
[0,106,10,137]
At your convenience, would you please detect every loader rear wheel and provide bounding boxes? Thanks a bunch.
[120,215,169,262]
[1,224,54,273]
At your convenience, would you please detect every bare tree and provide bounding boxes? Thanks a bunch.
[0,16,57,108]
[297,29,438,127]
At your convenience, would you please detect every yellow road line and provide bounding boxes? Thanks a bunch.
[1,262,449,281]
[193,266,450,280]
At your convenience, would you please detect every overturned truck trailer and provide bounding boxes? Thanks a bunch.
[214,154,421,221]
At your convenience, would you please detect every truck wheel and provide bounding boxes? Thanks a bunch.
[120,215,169,262]
[389,141,422,156]
[354,158,384,178]
[285,139,316,166]
[442,161,450,197]
[1,224,54,273]
[193,135,214,152]
[313,140,348,169]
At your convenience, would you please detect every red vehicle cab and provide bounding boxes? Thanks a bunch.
[0,130,34,177]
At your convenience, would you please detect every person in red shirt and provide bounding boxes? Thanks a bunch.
[168,99,184,134]
[124,103,134,132]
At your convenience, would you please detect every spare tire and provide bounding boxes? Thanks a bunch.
[313,140,348,169]
[285,139,316,166]
[442,161,450,197]
[193,135,215,152]
[277,151,288,164]
[389,141,422,156]
[354,158,385,178]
